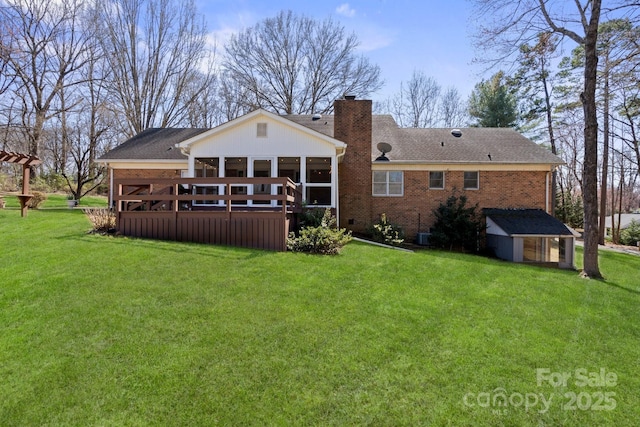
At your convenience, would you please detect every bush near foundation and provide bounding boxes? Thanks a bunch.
[369,213,404,246]
[288,208,351,255]
[83,208,116,234]
[430,195,483,251]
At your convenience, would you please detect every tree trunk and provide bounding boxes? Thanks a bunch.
[580,0,603,279]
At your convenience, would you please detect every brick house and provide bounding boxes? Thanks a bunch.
[99,97,575,267]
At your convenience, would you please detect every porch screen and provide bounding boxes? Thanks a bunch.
[305,157,331,205]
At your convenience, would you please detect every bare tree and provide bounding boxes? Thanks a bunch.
[439,87,468,128]
[223,10,382,115]
[97,0,215,137]
[470,0,640,278]
[0,0,93,172]
[391,71,441,128]
[214,71,255,123]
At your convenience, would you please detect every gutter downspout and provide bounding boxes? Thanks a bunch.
[109,166,114,208]
[335,147,346,228]
[545,170,550,214]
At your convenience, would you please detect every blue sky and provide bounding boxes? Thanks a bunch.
[198,0,482,102]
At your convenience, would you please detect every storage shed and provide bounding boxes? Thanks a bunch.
[484,209,577,269]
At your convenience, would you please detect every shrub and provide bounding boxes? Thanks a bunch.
[298,205,326,228]
[620,220,640,247]
[287,208,351,254]
[83,208,116,234]
[26,191,47,209]
[32,173,66,193]
[430,195,483,251]
[369,213,404,246]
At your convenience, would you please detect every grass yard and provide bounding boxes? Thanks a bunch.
[0,200,639,426]
[1,193,108,209]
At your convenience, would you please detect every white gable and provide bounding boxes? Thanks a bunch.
[177,109,345,158]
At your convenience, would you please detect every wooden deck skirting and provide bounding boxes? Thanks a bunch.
[114,177,302,251]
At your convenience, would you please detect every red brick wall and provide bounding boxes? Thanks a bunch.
[336,99,373,232]
[112,168,182,180]
[371,169,550,238]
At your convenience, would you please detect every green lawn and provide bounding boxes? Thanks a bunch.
[1,193,108,209]
[1,201,639,426]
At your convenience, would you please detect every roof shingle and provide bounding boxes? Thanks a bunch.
[99,128,209,160]
[484,208,574,236]
[100,114,562,166]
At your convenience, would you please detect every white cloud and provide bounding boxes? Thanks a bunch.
[336,3,356,18]
[350,23,395,52]
[206,11,257,52]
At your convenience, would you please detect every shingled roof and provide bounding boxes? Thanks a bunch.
[286,114,562,164]
[99,128,209,160]
[100,113,561,165]
[484,209,575,236]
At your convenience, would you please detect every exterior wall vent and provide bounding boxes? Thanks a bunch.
[257,122,267,137]
[416,232,432,246]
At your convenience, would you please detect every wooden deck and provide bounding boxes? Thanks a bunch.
[114,177,302,251]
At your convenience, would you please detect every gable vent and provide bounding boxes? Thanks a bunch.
[257,122,267,137]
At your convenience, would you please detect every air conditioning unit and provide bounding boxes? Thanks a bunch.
[416,232,431,246]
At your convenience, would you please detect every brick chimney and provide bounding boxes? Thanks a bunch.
[335,97,372,232]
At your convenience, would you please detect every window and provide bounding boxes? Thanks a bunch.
[225,157,248,205]
[305,157,332,206]
[194,158,219,178]
[278,157,300,183]
[192,185,219,205]
[257,122,267,137]
[306,157,331,183]
[429,171,444,189]
[373,171,403,196]
[193,158,220,205]
[463,171,479,189]
[305,187,331,205]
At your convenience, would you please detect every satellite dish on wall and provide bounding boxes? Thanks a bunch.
[376,142,392,161]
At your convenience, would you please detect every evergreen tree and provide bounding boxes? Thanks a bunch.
[430,195,483,251]
[468,71,518,127]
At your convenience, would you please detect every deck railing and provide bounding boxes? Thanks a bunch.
[114,177,302,213]
[113,177,302,251]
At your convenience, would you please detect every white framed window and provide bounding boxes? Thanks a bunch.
[192,185,220,206]
[373,171,403,196]
[193,158,221,205]
[194,158,219,178]
[463,171,479,190]
[305,157,332,205]
[429,171,444,189]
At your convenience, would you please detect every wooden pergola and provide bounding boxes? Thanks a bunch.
[0,150,42,217]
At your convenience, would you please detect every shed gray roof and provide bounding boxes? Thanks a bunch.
[99,128,209,160]
[484,209,574,236]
